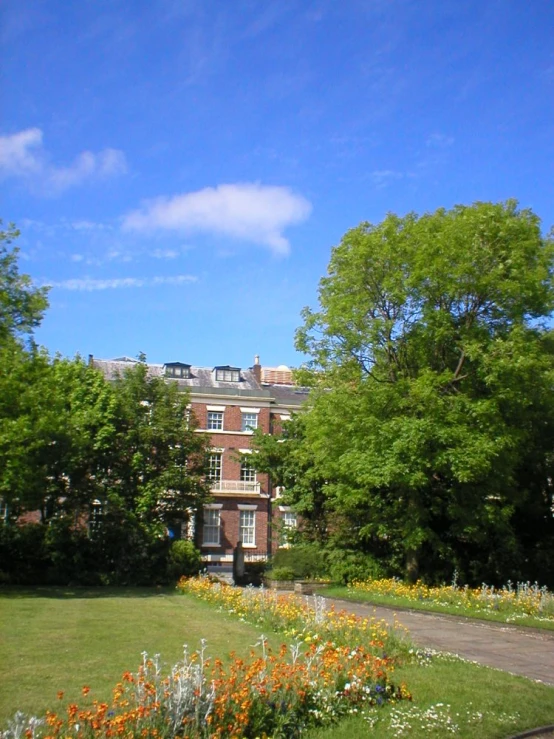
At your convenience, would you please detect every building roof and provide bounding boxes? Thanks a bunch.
[267,383,311,407]
[92,357,311,407]
[93,358,262,390]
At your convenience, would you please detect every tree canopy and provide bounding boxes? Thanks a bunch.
[0,222,49,347]
[290,201,554,585]
[0,224,210,585]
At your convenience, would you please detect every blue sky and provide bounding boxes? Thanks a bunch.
[2,0,554,369]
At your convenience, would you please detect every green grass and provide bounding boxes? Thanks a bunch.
[1,586,554,738]
[306,657,554,738]
[321,585,554,631]
[0,586,281,725]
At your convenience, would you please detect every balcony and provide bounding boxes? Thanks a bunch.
[210,480,261,494]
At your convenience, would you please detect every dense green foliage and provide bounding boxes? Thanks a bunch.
[0,222,48,346]
[270,543,330,579]
[166,539,203,580]
[258,202,554,586]
[0,224,208,585]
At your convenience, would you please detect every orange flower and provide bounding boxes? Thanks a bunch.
[82,685,91,696]
[56,691,64,701]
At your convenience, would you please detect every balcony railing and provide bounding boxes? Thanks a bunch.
[210,480,261,494]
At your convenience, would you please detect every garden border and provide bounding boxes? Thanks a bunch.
[505,725,554,738]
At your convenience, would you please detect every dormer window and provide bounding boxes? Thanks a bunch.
[214,366,241,382]
[164,362,191,379]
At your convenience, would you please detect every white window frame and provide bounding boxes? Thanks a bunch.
[207,452,223,481]
[215,369,240,382]
[239,509,256,546]
[207,411,224,430]
[283,510,297,529]
[240,457,257,483]
[165,365,190,379]
[89,499,105,534]
[202,504,222,546]
[241,412,259,432]
[279,506,297,547]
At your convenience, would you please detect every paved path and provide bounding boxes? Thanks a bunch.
[315,596,554,686]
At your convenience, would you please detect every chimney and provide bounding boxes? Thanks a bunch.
[88,354,94,367]
[252,354,262,384]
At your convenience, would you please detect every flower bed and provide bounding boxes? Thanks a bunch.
[347,577,554,624]
[177,576,409,657]
[3,639,410,739]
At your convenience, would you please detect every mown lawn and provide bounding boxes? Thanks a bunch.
[1,586,554,738]
[306,658,554,738]
[0,586,281,725]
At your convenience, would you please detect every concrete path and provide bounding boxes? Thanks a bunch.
[316,596,554,686]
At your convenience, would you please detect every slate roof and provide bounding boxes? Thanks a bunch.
[266,383,311,407]
[92,357,311,406]
[93,358,264,391]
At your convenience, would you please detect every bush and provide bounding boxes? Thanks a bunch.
[327,549,388,585]
[44,517,99,585]
[0,523,49,584]
[166,539,202,581]
[266,566,295,581]
[271,544,329,579]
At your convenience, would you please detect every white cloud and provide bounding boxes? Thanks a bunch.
[0,127,43,175]
[45,274,197,291]
[0,128,127,193]
[122,183,312,256]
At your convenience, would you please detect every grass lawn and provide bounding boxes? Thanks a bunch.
[306,657,554,738]
[1,586,554,738]
[321,585,554,631]
[0,586,281,725]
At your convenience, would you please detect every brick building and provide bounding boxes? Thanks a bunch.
[93,355,308,565]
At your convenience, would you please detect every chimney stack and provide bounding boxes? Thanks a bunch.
[252,354,262,384]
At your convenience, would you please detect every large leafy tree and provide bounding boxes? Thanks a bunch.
[295,201,554,584]
[0,222,52,519]
[251,415,329,543]
[0,353,120,522]
[108,358,210,534]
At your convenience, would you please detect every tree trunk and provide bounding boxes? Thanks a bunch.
[406,548,419,583]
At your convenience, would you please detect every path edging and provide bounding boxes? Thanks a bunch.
[505,725,554,739]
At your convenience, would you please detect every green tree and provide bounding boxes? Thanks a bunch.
[295,201,554,584]
[0,352,119,522]
[251,415,328,542]
[108,358,210,534]
[0,222,49,346]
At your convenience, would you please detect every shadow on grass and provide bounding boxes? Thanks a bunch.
[0,585,178,599]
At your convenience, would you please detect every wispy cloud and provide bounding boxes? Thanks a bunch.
[0,128,127,193]
[44,274,197,291]
[426,133,454,149]
[150,248,180,259]
[369,170,404,188]
[122,183,312,256]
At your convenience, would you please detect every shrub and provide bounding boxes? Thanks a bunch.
[44,517,99,585]
[266,566,295,581]
[166,539,202,580]
[0,523,49,584]
[271,544,329,579]
[327,549,388,585]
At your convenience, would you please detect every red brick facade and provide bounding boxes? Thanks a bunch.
[93,357,308,566]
